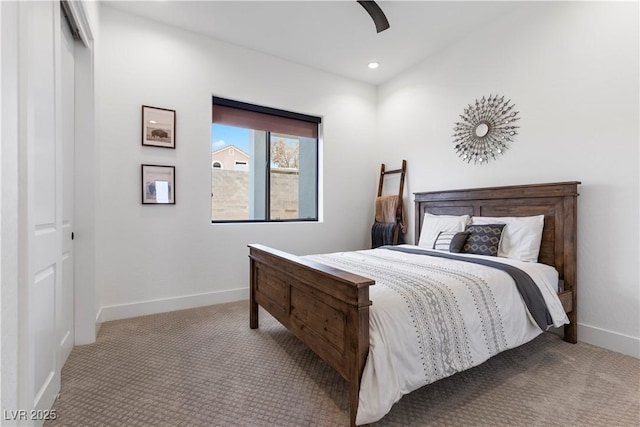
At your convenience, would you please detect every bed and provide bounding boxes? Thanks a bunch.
[248,181,579,426]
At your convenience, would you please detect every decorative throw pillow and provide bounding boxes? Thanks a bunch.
[433,231,470,253]
[418,213,471,249]
[463,224,505,256]
[470,215,544,262]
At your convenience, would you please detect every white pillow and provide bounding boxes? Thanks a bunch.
[471,215,544,262]
[418,213,470,249]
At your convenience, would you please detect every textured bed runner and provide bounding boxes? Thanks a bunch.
[382,246,553,330]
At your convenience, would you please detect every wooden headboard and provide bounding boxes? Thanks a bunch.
[414,181,580,341]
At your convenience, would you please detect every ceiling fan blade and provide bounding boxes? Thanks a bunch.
[357,1,390,33]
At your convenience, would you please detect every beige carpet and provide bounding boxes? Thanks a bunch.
[47,301,639,426]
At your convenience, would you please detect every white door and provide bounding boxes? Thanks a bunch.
[59,4,76,369]
[26,1,68,416]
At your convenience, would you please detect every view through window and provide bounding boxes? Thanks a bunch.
[211,97,320,222]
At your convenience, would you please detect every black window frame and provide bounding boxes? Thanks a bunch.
[211,96,321,224]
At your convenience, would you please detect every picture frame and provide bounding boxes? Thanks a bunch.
[142,105,176,148]
[141,164,175,204]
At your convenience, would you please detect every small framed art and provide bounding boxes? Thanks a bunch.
[141,164,175,204]
[142,105,176,148]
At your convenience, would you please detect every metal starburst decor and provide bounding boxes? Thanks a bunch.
[452,94,520,164]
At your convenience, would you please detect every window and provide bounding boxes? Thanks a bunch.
[211,97,320,222]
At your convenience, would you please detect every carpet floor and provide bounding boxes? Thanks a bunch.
[47,300,639,426]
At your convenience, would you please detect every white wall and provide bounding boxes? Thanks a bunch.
[95,6,377,321]
[377,2,639,356]
[96,2,638,357]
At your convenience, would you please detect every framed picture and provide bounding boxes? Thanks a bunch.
[141,164,175,204]
[142,105,176,148]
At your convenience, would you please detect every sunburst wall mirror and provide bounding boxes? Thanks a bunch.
[452,94,520,164]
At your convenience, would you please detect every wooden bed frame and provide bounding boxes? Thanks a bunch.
[249,181,580,426]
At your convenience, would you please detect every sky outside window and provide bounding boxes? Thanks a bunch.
[211,123,251,153]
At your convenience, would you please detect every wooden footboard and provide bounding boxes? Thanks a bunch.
[248,244,374,427]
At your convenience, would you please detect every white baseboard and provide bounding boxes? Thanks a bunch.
[578,322,640,358]
[96,287,248,323]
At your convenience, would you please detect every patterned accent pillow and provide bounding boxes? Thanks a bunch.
[418,213,471,250]
[470,215,544,262]
[433,231,470,253]
[463,224,505,256]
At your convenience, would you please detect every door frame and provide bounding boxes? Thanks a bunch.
[65,0,97,347]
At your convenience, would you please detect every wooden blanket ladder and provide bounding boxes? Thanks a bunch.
[374,160,407,246]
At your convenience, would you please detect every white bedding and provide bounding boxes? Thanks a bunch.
[306,245,569,425]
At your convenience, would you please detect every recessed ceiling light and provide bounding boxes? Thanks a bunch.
[149,120,157,124]
[368,62,380,69]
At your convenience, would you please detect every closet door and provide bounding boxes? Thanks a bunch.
[25,0,65,416]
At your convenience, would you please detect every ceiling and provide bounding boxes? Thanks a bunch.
[106,1,521,85]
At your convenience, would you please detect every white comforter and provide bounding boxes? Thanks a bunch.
[306,245,569,425]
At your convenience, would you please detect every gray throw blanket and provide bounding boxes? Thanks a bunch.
[382,246,553,330]
[372,223,397,248]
